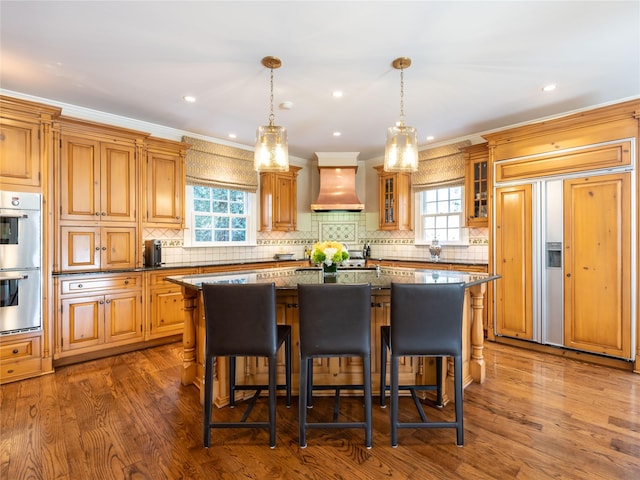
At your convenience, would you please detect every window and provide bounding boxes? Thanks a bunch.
[185,186,256,246]
[415,185,465,244]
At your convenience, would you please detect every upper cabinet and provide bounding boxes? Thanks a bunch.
[260,166,301,232]
[464,143,489,227]
[143,138,188,229]
[60,134,138,223]
[374,166,412,231]
[0,96,60,192]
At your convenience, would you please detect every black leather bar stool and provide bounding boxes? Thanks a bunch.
[297,283,372,448]
[384,282,466,447]
[202,282,292,448]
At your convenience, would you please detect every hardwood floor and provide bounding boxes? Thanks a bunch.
[1,341,639,480]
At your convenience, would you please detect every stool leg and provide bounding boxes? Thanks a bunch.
[454,354,464,446]
[363,354,372,449]
[306,358,314,408]
[380,328,388,407]
[285,330,292,407]
[436,356,443,407]
[390,355,399,448]
[269,355,277,449]
[299,355,308,448]
[229,355,236,408]
[203,355,214,447]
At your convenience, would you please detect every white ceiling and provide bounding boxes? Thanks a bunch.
[1,1,639,161]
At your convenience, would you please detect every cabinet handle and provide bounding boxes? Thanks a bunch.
[12,349,19,354]
[77,284,83,288]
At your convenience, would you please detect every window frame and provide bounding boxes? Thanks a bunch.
[183,185,257,247]
[414,185,468,246]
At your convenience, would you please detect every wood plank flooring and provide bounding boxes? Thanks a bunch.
[1,341,639,479]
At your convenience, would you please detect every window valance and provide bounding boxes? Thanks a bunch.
[412,140,471,191]
[182,136,258,193]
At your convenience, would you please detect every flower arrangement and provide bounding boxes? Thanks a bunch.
[311,241,349,267]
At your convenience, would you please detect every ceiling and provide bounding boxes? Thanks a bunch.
[1,1,639,161]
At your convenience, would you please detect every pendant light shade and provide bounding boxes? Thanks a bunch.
[255,56,289,172]
[384,57,419,173]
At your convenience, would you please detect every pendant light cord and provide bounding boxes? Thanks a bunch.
[399,67,405,126]
[269,67,275,127]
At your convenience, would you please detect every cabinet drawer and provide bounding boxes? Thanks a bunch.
[0,357,43,382]
[147,268,196,286]
[60,274,142,294]
[0,336,41,362]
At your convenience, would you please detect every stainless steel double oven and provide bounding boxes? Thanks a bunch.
[0,191,42,334]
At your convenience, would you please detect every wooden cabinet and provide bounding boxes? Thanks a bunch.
[55,119,146,273]
[0,333,43,384]
[55,273,143,358]
[563,173,631,358]
[0,96,60,191]
[59,134,137,223]
[494,184,534,340]
[260,166,301,232]
[464,143,489,227]
[146,268,196,340]
[374,166,412,231]
[59,226,136,272]
[144,138,187,228]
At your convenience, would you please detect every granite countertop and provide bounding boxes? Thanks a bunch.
[165,266,499,291]
[52,257,488,277]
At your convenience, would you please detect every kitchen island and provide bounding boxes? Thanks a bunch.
[166,266,498,407]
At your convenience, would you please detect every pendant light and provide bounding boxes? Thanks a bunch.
[254,56,289,172]
[384,57,419,172]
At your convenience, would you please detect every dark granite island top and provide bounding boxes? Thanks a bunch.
[165,266,499,407]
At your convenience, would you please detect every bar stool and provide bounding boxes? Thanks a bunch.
[201,282,292,448]
[384,282,466,447]
[297,283,372,448]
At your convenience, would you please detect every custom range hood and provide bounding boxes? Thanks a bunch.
[311,152,364,212]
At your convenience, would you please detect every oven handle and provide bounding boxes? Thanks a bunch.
[0,274,29,281]
[0,213,29,219]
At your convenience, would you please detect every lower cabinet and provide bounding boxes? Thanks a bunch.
[55,273,143,359]
[59,226,137,272]
[146,268,196,340]
[0,333,44,384]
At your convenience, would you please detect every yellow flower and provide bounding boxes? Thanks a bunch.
[311,241,350,266]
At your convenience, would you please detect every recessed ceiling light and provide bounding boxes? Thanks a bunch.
[542,84,557,92]
[426,135,435,141]
[279,101,294,110]
[333,132,341,137]
[228,133,237,139]
[183,95,196,102]
[332,91,344,98]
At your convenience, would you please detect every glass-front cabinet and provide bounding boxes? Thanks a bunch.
[374,166,412,231]
[464,143,489,227]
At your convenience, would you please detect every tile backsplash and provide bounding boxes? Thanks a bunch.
[144,212,488,265]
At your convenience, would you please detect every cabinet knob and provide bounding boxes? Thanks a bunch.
[99,300,104,304]
[106,299,111,304]
[101,212,106,216]
[101,247,107,251]
[95,247,100,251]
[124,280,129,285]
[12,349,19,354]
[95,212,100,216]
[77,284,83,288]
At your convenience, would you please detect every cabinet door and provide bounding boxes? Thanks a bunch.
[104,291,142,344]
[60,135,101,221]
[466,159,489,226]
[148,286,186,338]
[101,142,136,222]
[60,295,104,351]
[376,168,412,231]
[102,227,136,270]
[145,150,183,227]
[563,173,631,358]
[0,117,41,188]
[60,226,101,272]
[495,184,533,340]
[273,174,297,231]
